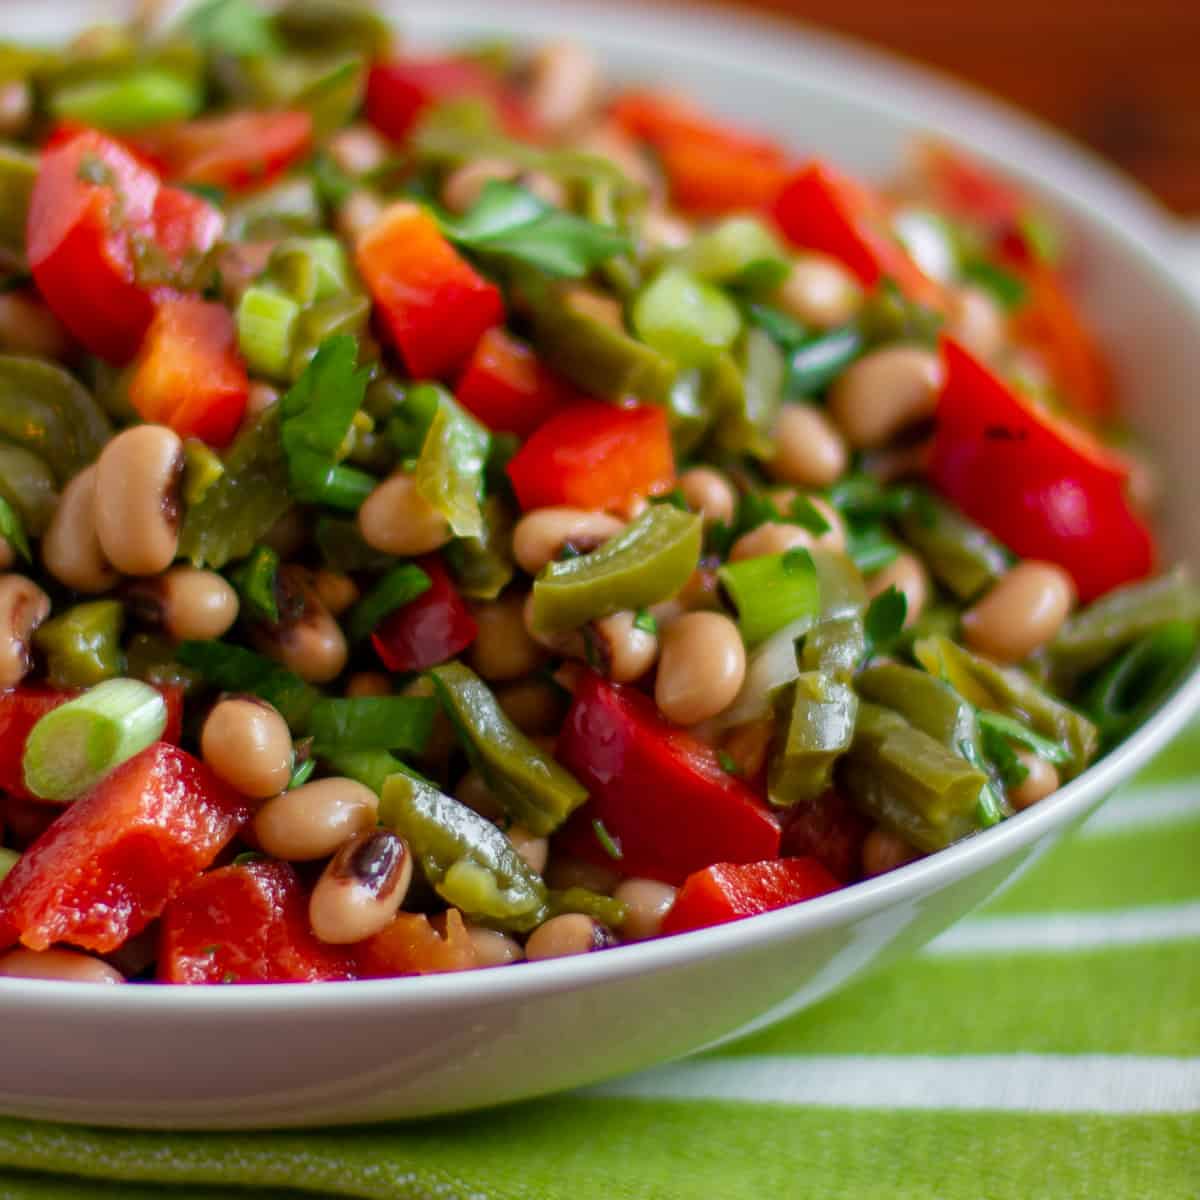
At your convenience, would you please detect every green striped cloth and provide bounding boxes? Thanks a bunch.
[1,720,1197,1199]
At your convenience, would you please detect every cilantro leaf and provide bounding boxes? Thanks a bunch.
[0,495,30,563]
[863,586,908,659]
[441,180,632,279]
[279,335,375,510]
[183,0,281,57]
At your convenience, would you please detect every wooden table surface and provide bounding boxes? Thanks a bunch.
[663,0,1200,216]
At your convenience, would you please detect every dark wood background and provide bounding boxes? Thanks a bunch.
[663,0,1200,215]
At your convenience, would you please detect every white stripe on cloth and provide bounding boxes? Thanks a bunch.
[1081,784,1200,837]
[585,1054,1200,1113]
[925,901,1200,956]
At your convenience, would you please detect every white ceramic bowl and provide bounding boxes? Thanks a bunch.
[3,0,1200,1131]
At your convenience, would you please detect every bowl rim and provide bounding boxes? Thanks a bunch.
[3,0,1200,1015]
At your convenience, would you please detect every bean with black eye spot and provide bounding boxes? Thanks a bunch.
[309,829,413,945]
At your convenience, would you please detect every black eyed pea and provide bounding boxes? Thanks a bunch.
[0,537,11,572]
[496,678,566,736]
[729,496,846,562]
[773,253,862,329]
[828,345,944,449]
[678,467,736,526]
[455,767,505,821]
[40,465,120,594]
[245,381,280,421]
[253,777,379,861]
[357,471,451,558]
[862,828,920,878]
[641,209,693,253]
[585,611,659,683]
[94,424,185,576]
[767,404,849,490]
[327,123,388,176]
[262,507,308,559]
[1008,752,1061,811]
[309,829,413,945]
[0,290,71,360]
[468,593,546,682]
[655,611,747,726]
[312,569,359,618]
[961,561,1076,664]
[507,824,549,875]
[524,913,618,961]
[545,855,621,895]
[512,507,624,576]
[613,878,678,941]
[125,566,239,641]
[346,671,392,699]
[336,188,385,244]
[441,158,519,214]
[866,552,930,628]
[467,925,525,967]
[522,591,587,658]
[200,696,294,800]
[0,947,124,983]
[526,41,602,138]
[0,79,30,139]
[945,285,1006,360]
[0,573,50,689]
[252,566,349,684]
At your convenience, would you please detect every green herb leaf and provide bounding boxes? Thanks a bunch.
[961,260,1027,311]
[279,335,374,509]
[592,817,623,860]
[346,565,431,643]
[787,494,831,536]
[742,300,810,350]
[308,696,436,756]
[183,0,282,57]
[288,755,316,790]
[633,609,658,635]
[717,751,742,776]
[442,180,632,279]
[229,545,281,626]
[0,494,30,562]
[863,586,908,659]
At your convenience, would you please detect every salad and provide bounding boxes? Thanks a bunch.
[0,0,1195,986]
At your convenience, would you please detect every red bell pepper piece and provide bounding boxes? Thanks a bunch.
[455,327,574,438]
[917,141,1027,235]
[355,202,504,380]
[928,337,1154,602]
[355,910,478,978]
[371,555,477,674]
[0,742,250,954]
[772,161,942,309]
[0,684,183,803]
[26,128,223,363]
[556,671,782,885]
[661,857,840,935]
[1012,264,1114,420]
[506,401,675,513]
[133,110,313,192]
[366,57,530,143]
[611,90,791,215]
[128,297,248,446]
[158,861,354,984]
[779,789,871,884]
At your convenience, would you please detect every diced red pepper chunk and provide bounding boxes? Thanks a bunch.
[355,910,478,978]
[26,128,223,364]
[661,857,841,935]
[506,401,675,513]
[133,111,313,192]
[555,671,782,885]
[772,161,942,309]
[372,555,478,674]
[158,861,354,984]
[128,297,248,446]
[0,684,183,803]
[455,327,574,438]
[0,743,250,954]
[356,202,504,380]
[928,337,1154,603]
[366,58,530,143]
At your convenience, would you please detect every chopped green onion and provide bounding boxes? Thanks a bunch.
[22,680,167,803]
[307,696,437,756]
[0,494,30,562]
[268,236,349,306]
[236,285,300,380]
[632,267,743,368]
[592,818,623,860]
[176,641,320,730]
[34,600,124,689]
[743,300,809,350]
[414,390,489,539]
[0,847,18,884]
[676,217,789,291]
[786,325,864,396]
[230,545,281,626]
[50,70,202,132]
[346,565,431,643]
[976,711,1072,765]
[718,549,820,648]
